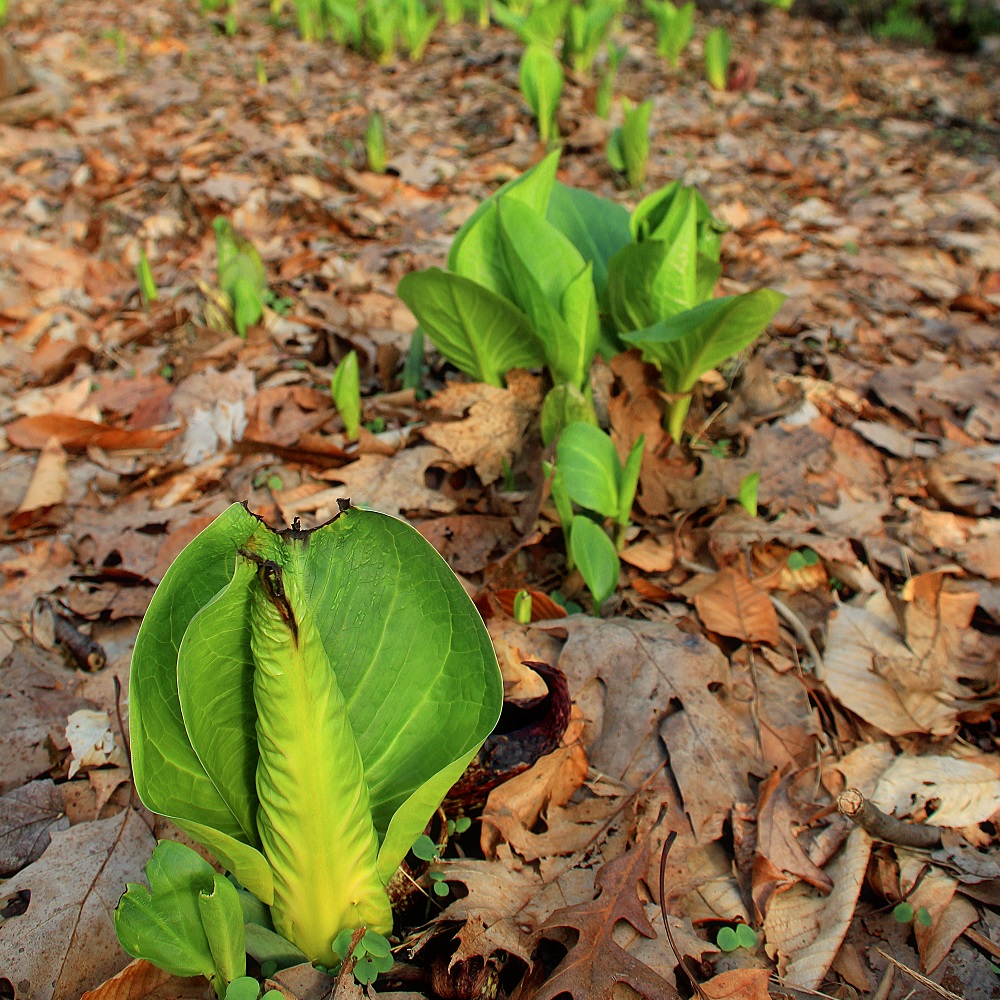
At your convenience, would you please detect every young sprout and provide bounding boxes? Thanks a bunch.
[569,515,620,614]
[644,0,694,68]
[513,590,532,624]
[738,471,760,517]
[519,43,563,143]
[136,248,158,308]
[366,110,387,174]
[704,26,731,91]
[330,350,361,441]
[606,97,653,189]
[595,42,626,119]
[716,923,758,951]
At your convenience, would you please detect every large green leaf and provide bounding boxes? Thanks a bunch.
[448,148,559,275]
[115,841,224,981]
[396,267,543,385]
[546,181,631,304]
[556,422,621,518]
[129,503,502,963]
[622,289,786,393]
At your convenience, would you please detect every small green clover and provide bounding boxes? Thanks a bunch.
[411,834,440,862]
[716,923,758,951]
[429,870,451,897]
[446,815,472,836]
[786,548,819,570]
[330,929,393,986]
[893,902,931,927]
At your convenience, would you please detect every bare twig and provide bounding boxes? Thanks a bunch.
[876,948,963,1000]
[331,927,366,999]
[659,831,709,1000]
[837,789,942,849]
[963,925,1000,962]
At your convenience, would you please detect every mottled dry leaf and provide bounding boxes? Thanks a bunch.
[695,569,781,645]
[0,809,156,1000]
[0,779,68,876]
[763,827,871,989]
[873,754,1000,828]
[418,514,520,574]
[420,370,543,484]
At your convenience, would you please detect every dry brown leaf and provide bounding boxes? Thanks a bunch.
[763,827,872,989]
[702,968,772,1000]
[80,958,212,1000]
[5,415,179,453]
[13,436,68,516]
[0,779,68,876]
[0,808,156,1000]
[694,569,781,645]
[753,770,833,921]
[531,841,682,1000]
[620,534,676,573]
[417,514,520,574]
[420,370,543,484]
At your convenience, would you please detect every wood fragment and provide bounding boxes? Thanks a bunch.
[837,788,942,848]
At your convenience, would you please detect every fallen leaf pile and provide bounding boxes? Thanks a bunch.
[1,0,999,998]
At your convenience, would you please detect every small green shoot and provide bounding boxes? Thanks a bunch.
[411,834,440,862]
[226,979,283,1000]
[501,456,517,492]
[362,0,399,64]
[704,26,731,91]
[786,548,819,570]
[519,43,563,143]
[716,923,758,951]
[447,815,472,836]
[545,460,577,571]
[595,42,626,119]
[541,383,597,447]
[213,217,266,339]
[606,97,653,189]
[569,515,620,613]
[366,110,387,174]
[402,328,425,390]
[513,590,533,624]
[330,350,361,442]
[255,55,268,85]
[442,0,463,24]
[893,902,932,926]
[331,928,394,985]
[428,869,451,896]
[644,0,694,68]
[738,471,759,517]
[136,248,158,308]
[564,0,618,75]
[399,0,440,60]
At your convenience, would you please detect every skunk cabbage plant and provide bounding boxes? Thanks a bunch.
[123,502,502,967]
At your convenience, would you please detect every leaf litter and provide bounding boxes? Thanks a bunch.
[1,0,1000,998]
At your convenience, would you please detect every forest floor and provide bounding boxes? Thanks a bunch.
[1,1,1000,998]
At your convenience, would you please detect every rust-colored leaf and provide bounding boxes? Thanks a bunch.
[694,569,781,645]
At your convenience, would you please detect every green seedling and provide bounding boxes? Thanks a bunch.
[362,0,399,64]
[332,928,394,985]
[103,27,129,66]
[262,289,293,315]
[570,515,620,612]
[493,0,569,47]
[213,217,266,339]
[136,248,158,308]
[595,42,626,119]
[644,0,694,67]
[330,350,361,441]
[366,110,387,173]
[466,0,489,28]
[564,0,618,75]
[442,0,464,24]
[622,289,785,442]
[293,0,321,40]
[606,97,653,189]
[555,421,643,548]
[447,815,472,836]
[893,902,932,926]
[520,43,563,143]
[326,0,363,47]
[540,382,597,446]
[717,923,758,951]
[738,471,759,517]
[118,504,501,973]
[399,0,440,59]
[549,589,582,615]
[411,833,440,861]
[402,328,425,390]
[513,589,532,624]
[255,55,268,85]
[704,26,731,91]
[227,978,283,1000]
[786,548,819,570]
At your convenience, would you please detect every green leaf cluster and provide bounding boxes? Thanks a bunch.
[122,504,501,971]
[546,422,643,611]
[213,217,266,339]
[606,97,653,189]
[644,0,694,67]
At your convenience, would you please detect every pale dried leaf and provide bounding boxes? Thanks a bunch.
[15,436,68,514]
[80,958,213,999]
[695,569,781,645]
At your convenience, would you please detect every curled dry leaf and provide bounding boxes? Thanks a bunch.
[0,779,68,876]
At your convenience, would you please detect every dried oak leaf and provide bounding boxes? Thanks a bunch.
[694,569,781,646]
[529,841,681,1000]
[0,779,68,876]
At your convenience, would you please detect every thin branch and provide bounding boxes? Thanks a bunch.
[659,831,709,1000]
[837,789,942,849]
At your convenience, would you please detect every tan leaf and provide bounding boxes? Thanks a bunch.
[763,827,871,989]
[702,968,772,1000]
[695,569,781,645]
[420,370,543,484]
[620,534,676,573]
[15,436,68,514]
[81,958,212,1000]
